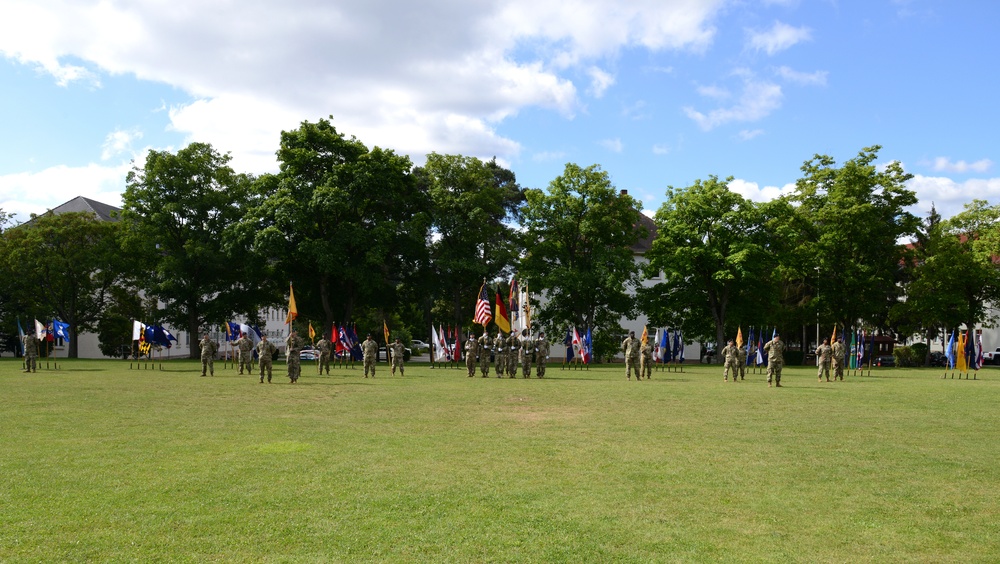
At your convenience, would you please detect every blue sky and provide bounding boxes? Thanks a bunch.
[1,0,996,225]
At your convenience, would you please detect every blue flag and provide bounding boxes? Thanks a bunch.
[945,330,956,369]
[52,320,71,342]
[16,318,25,355]
[564,328,574,362]
[659,329,669,362]
[584,328,593,365]
[745,327,754,366]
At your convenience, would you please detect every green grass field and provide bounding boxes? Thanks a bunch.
[2,357,999,562]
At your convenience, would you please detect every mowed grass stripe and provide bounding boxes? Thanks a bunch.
[2,359,998,561]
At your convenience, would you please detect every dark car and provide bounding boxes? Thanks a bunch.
[928,351,948,367]
[875,355,895,367]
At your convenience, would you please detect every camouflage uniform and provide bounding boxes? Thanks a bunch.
[493,333,507,377]
[506,332,519,378]
[256,337,278,382]
[535,333,550,378]
[285,332,304,383]
[640,342,654,379]
[763,337,786,387]
[199,335,218,377]
[316,338,332,374]
[362,336,378,378]
[464,335,479,377]
[816,341,833,381]
[22,334,38,373]
[519,330,534,378]
[477,333,492,377]
[390,340,405,376]
[235,335,254,374]
[831,339,846,380]
[622,333,640,380]
[721,341,740,381]
[737,347,747,380]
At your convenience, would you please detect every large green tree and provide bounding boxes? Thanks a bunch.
[121,142,258,358]
[237,118,430,335]
[418,153,524,331]
[942,200,1000,332]
[518,163,642,359]
[0,211,122,357]
[790,146,919,331]
[641,176,784,351]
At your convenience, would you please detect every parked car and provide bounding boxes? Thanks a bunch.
[874,355,895,367]
[983,348,1000,365]
[928,351,948,367]
[411,340,430,354]
[299,346,318,361]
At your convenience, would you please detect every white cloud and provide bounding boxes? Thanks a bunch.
[101,128,143,161]
[727,178,795,201]
[906,174,1000,219]
[684,77,783,130]
[775,66,828,86]
[600,138,624,153]
[652,144,671,155]
[0,0,727,171]
[587,67,615,98]
[930,157,993,174]
[747,21,812,55]
[696,85,731,99]
[738,129,764,141]
[0,162,132,222]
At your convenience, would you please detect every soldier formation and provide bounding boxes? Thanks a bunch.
[177,326,858,388]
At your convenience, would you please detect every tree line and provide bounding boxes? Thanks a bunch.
[1,117,998,363]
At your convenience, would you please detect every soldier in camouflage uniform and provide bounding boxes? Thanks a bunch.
[763,334,785,387]
[721,339,740,382]
[316,336,332,375]
[506,331,519,378]
[464,333,479,377]
[622,330,640,380]
[362,334,378,378]
[478,331,492,377]
[199,334,218,377]
[285,330,304,383]
[519,329,534,378]
[493,331,507,378]
[22,333,38,373]
[256,335,278,383]
[235,332,254,375]
[640,339,654,380]
[737,345,747,380]
[816,337,833,382]
[390,337,406,376]
[535,332,550,378]
[831,336,846,381]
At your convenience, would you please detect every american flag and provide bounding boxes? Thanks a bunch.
[474,283,493,326]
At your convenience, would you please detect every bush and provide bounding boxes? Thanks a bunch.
[910,342,929,364]
[893,345,918,367]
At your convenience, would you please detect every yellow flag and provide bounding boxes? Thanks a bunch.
[308,322,316,342]
[641,326,648,346]
[830,324,838,343]
[736,327,744,348]
[383,320,390,345]
[285,283,298,325]
[957,332,968,372]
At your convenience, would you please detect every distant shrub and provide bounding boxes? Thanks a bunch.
[910,342,929,365]
[893,345,918,367]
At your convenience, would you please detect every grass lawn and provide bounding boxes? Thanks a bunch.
[2,357,999,562]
